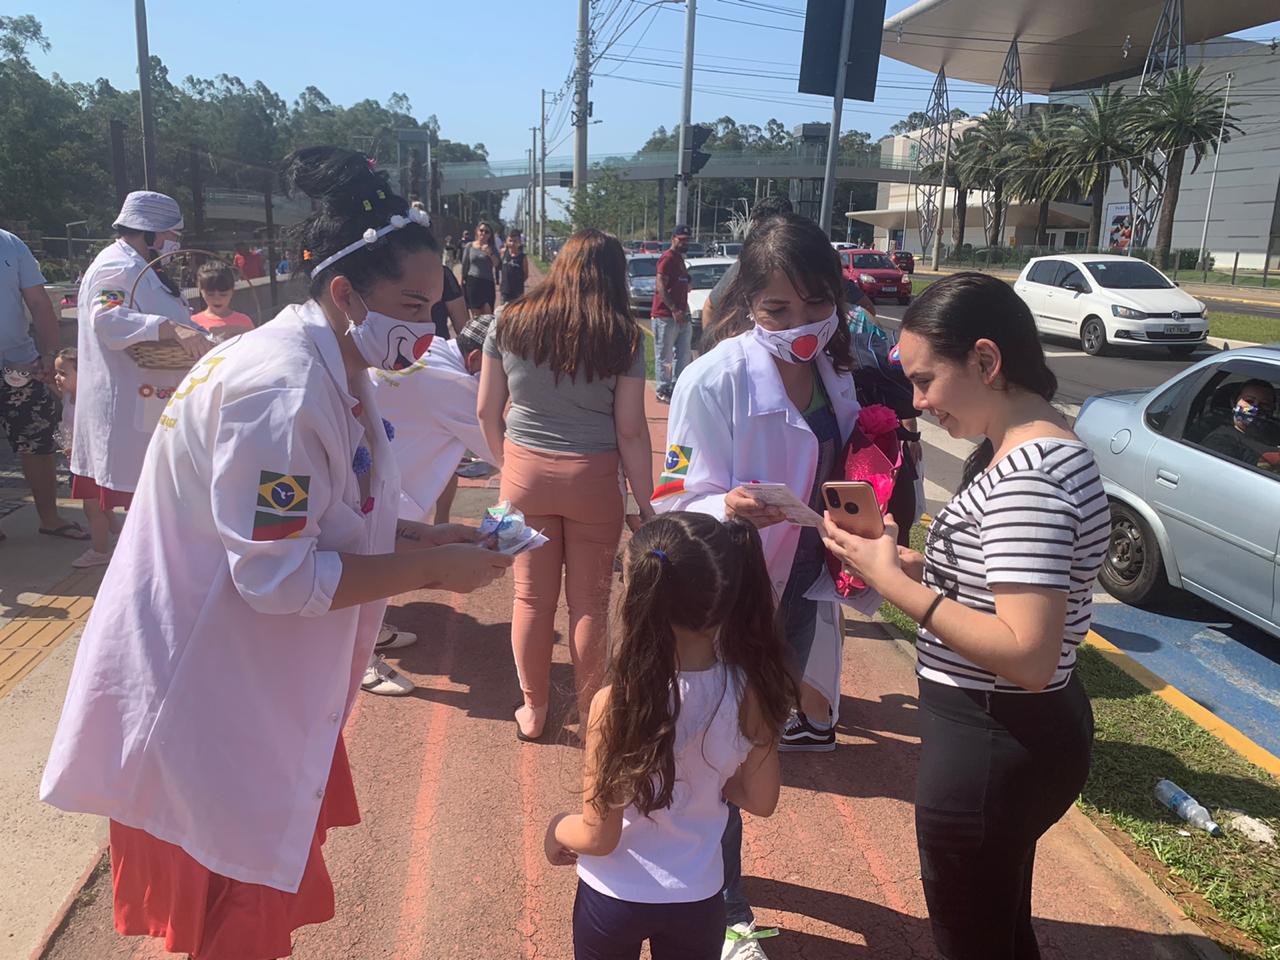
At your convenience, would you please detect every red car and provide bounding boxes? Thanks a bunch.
[840,249,912,305]
[892,250,915,273]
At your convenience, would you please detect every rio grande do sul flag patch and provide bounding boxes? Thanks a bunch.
[252,511,307,541]
[653,444,691,500]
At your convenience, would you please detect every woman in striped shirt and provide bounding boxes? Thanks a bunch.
[822,272,1107,960]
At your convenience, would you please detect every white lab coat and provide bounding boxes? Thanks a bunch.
[42,300,400,893]
[652,332,861,708]
[368,338,495,521]
[71,239,190,492]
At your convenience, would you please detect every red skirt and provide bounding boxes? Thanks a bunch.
[109,736,360,960]
[70,473,134,511]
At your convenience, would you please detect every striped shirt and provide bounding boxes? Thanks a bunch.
[917,439,1110,693]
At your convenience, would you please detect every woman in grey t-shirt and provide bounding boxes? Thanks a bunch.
[478,229,653,741]
[461,221,499,317]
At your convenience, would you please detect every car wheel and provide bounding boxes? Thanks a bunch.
[1081,317,1109,357]
[1167,344,1197,357]
[1099,500,1168,605]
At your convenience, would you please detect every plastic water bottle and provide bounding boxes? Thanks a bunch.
[1154,779,1222,836]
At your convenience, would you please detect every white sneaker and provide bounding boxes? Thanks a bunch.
[361,655,415,696]
[375,623,418,651]
[71,548,111,569]
[721,922,776,960]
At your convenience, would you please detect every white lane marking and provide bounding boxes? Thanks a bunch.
[916,417,977,460]
[923,477,951,507]
[1043,347,1089,358]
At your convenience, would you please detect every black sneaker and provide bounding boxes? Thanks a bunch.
[779,711,836,752]
[655,388,672,404]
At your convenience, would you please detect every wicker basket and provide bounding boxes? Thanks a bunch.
[125,248,262,371]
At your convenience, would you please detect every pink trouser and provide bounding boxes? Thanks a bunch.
[499,440,624,721]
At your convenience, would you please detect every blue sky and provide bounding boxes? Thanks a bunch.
[27,1,1279,204]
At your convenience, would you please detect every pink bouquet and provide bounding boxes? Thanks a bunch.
[825,404,901,595]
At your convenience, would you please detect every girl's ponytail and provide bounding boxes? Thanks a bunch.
[720,520,797,740]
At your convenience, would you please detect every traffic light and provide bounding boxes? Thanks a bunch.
[688,125,712,176]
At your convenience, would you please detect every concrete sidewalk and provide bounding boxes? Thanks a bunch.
[6,385,1220,960]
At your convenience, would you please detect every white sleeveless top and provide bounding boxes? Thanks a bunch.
[577,662,753,903]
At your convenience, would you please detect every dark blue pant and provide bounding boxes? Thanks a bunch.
[573,880,725,960]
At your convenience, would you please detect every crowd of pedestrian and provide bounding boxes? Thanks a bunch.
[18,144,1108,960]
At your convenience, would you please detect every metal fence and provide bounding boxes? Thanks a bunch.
[939,244,1276,288]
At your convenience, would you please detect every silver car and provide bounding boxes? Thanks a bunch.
[627,254,661,315]
[1074,346,1280,638]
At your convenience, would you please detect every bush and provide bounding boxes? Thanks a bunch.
[37,258,78,283]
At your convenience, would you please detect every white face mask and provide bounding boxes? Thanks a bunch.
[157,238,181,256]
[751,309,839,364]
[345,294,435,371]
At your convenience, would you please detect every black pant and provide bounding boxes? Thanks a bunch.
[573,880,725,960]
[914,675,1094,960]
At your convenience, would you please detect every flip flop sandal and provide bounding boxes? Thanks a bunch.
[39,523,91,541]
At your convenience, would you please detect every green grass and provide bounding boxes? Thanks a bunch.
[877,522,1280,957]
[1207,312,1280,346]
[642,328,656,381]
[1075,647,1280,957]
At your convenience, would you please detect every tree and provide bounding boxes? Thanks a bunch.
[890,107,968,135]
[1007,110,1076,247]
[1128,67,1241,268]
[954,111,1023,246]
[1057,86,1137,250]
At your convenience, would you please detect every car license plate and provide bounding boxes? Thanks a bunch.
[1164,324,1190,334]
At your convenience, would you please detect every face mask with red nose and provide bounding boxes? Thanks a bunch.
[750,309,838,365]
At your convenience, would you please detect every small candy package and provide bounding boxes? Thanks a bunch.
[480,501,549,556]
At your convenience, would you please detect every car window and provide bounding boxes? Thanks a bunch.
[1085,260,1173,290]
[851,253,895,269]
[1027,261,1059,285]
[1144,373,1201,437]
[627,259,658,278]
[1058,265,1090,292]
[688,263,732,289]
[1176,363,1280,477]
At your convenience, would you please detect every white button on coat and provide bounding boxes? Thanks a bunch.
[42,301,401,893]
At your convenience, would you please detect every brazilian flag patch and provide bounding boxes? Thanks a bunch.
[653,444,692,500]
[251,511,307,542]
[96,289,126,309]
[257,471,309,512]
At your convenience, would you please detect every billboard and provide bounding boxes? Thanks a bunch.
[1105,202,1132,252]
[798,0,887,102]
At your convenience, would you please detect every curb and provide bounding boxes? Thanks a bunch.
[1084,630,1280,778]
[862,615,1230,960]
[27,842,109,960]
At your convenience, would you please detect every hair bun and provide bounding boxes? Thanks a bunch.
[280,146,386,207]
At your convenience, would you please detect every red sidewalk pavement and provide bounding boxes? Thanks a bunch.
[38,384,1219,960]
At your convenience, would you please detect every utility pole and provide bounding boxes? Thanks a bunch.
[674,0,697,225]
[573,0,591,203]
[819,0,856,236]
[930,117,953,270]
[530,128,538,239]
[1197,70,1233,275]
[539,89,548,258]
[134,0,158,189]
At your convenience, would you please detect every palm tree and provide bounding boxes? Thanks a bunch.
[1128,66,1242,269]
[954,111,1023,247]
[1058,86,1137,250]
[1008,110,1077,248]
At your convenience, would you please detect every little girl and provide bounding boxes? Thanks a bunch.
[53,349,116,568]
[545,512,795,959]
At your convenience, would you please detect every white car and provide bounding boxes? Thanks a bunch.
[685,257,736,349]
[1013,254,1209,357]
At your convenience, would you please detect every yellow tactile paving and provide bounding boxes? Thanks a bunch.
[0,568,104,701]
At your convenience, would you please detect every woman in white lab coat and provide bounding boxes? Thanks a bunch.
[652,213,861,954]
[71,190,204,510]
[41,147,512,960]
